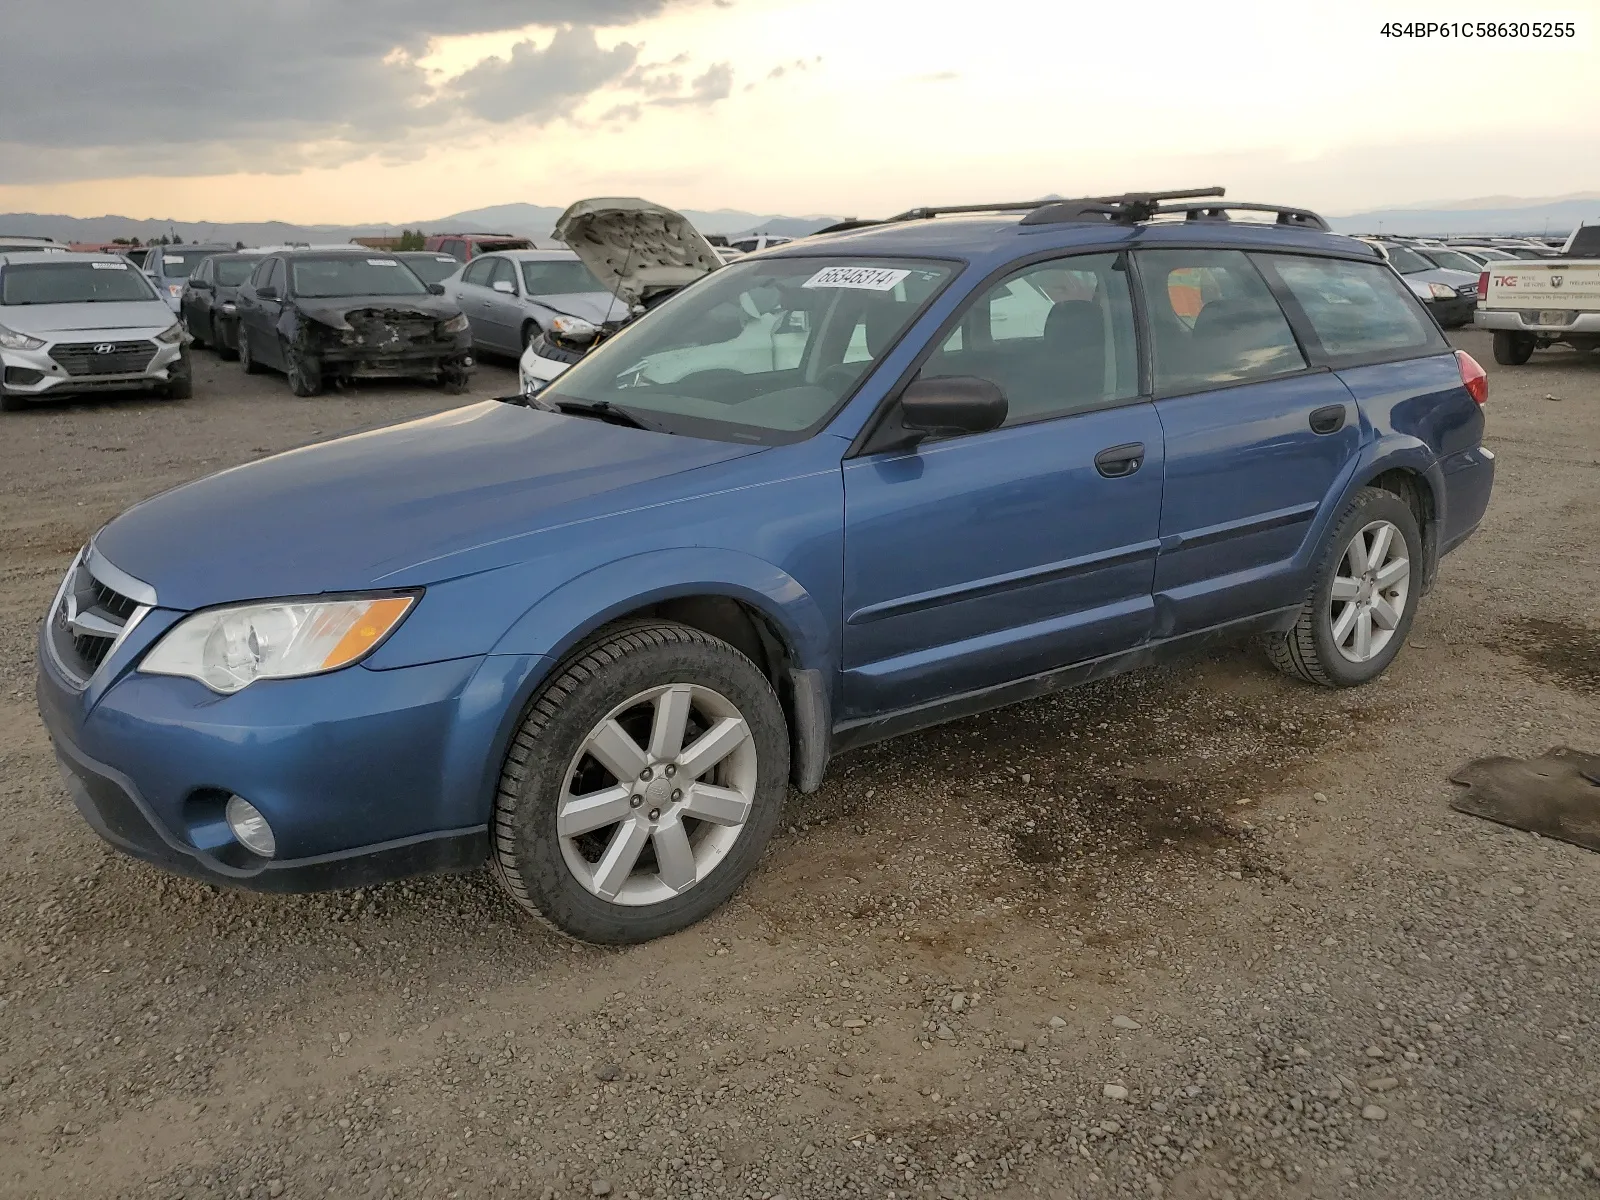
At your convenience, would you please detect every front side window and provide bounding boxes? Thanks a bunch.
[214,258,256,287]
[545,257,956,442]
[288,256,427,299]
[1135,249,1306,393]
[461,258,496,287]
[920,254,1139,425]
[488,258,518,292]
[1263,255,1442,361]
[250,258,274,288]
[0,260,158,305]
[266,259,286,293]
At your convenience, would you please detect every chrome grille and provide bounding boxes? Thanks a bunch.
[48,340,156,377]
[47,548,153,686]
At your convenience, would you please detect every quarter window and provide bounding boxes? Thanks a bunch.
[1263,255,1441,360]
[921,254,1139,425]
[1135,249,1306,392]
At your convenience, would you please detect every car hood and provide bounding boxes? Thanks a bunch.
[291,293,461,329]
[553,197,722,307]
[527,290,632,326]
[0,299,175,335]
[94,401,761,610]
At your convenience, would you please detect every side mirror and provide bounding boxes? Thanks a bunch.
[900,375,1007,436]
[190,278,211,291]
[492,280,515,294]
[256,285,278,302]
[428,282,447,296]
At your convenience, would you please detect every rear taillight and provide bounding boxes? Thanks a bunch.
[1456,349,1488,406]
[1476,270,1489,301]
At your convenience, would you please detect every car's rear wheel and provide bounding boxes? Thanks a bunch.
[1492,330,1536,365]
[491,621,789,944]
[238,326,263,374]
[1265,487,1421,688]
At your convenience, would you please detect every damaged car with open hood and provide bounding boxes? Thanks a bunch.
[231,248,474,396]
[517,197,723,395]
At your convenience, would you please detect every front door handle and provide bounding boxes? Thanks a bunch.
[1094,442,1146,478]
[1309,404,1347,435]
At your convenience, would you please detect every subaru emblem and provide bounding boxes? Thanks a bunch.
[94,342,116,354]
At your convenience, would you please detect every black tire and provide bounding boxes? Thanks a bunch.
[283,342,324,396]
[522,321,540,352]
[0,389,26,413]
[1264,487,1422,688]
[491,621,789,944]
[162,348,194,400]
[1492,330,1535,365]
[238,325,263,374]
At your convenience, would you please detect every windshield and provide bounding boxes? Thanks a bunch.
[1421,249,1483,273]
[401,254,462,285]
[214,258,257,286]
[1382,245,1434,275]
[290,256,428,298]
[544,256,956,443]
[157,250,224,279]
[522,258,606,295]
[1,260,158,305]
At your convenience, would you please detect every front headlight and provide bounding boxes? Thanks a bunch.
[548,315,599,344]
[439,312,470,335]
[155,322,184,344]
[1427,282,1456,300]
[141,594,416,694]
[0,323,46,351]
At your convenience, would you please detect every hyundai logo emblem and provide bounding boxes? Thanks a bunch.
[94,342,116,354]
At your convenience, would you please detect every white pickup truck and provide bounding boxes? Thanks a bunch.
[1473,224,1600,363]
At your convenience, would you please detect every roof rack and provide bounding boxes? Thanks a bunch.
[848,188,1330,234]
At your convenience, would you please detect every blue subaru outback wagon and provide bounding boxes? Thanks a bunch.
[37,189,1495,943]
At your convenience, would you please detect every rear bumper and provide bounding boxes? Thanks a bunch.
[1440,445,1495,555]
[1474,309,1600,334]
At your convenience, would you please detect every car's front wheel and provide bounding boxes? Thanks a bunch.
[1265,487,1421,687]
[491,621,789,944]
[283,341,324,396]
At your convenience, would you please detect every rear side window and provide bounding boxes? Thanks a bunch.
[1135,249,1306,393]
[922,253,1139,424]
[1264,255,1442,361]
[462,258,495,286]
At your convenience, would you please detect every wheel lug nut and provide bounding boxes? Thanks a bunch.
[664,764,676,777]
[671,789,682,802]
[640,767,653,782]
[629,795,642,808]
[648,808,661,820]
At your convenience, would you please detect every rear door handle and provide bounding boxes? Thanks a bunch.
[1309,404,1347,435]
[1094,442,1145,478]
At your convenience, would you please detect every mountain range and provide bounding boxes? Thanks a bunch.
[3,193,1597,248]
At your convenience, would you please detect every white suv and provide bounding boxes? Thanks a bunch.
[0,252,191,411]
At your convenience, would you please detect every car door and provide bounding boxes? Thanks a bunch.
[1132,247,1363,634]
[840,253,1165,718]
[480,257,525,350]
[180,258,208,330]
[453,257,501,351]
[240,257,288,368]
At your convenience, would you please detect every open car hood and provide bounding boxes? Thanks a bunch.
[553,197,722,307]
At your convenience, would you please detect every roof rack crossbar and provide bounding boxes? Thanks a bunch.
[1018,187,1228,226]
[1161,201,1330,231]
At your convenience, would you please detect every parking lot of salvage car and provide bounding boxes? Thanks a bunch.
[1,332,1598,1199]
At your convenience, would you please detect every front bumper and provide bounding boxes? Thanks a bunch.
[1426,295,1476,328]
[1474,308,1600,335]
[1,337,185,397]
[36,610,545,891]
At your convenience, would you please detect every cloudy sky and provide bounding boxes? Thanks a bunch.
[3,0,1598,223]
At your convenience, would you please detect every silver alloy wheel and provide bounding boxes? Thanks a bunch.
[1330,519,1411,663]
[558,683,757,906]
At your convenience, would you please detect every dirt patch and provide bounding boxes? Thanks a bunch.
[1503,617,1600,694]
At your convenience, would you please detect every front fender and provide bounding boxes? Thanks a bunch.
[489,546,837,676]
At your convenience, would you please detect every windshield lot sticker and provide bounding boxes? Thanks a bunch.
[90,261,129,270]
[803,266,911,291]
[367,259,400,266]
[165,255,184,263]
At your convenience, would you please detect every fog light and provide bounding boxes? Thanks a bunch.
[225,795,276,857]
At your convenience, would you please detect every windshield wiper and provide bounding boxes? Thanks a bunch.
[551,398,660,431]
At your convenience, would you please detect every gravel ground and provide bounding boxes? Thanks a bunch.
[0,332,1596,1200]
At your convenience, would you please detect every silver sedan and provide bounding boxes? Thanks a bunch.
[445,250,630,356]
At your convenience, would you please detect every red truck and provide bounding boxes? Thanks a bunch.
[425,232,533,262]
